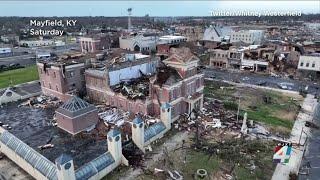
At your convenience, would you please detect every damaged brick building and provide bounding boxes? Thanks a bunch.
[37,61,86,102]
[85,47,204,120]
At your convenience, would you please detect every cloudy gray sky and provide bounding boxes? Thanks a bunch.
[0,1,319,16]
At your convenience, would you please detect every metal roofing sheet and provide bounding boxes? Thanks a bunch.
[0,131,58,180]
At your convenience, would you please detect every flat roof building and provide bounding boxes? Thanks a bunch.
[298,55,320,72]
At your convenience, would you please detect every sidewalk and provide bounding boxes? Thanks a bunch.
[272,94,318,180]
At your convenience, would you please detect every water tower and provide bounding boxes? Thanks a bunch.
[127,8,132,31]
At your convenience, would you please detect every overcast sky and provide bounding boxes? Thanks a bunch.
[0,1,319,17]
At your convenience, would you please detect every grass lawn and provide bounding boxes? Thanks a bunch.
[182,150,220,178]
[0,65,39,89]
[204,80,302,133]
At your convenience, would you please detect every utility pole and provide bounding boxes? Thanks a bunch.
[236,96,241,123]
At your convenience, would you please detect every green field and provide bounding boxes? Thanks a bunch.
[204,80,302,134]
[0,65,39,89]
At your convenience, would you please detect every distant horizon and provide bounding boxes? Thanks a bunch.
[0,13,319,18]
[0,1,319,17]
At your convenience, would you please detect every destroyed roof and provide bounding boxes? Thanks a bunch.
[0,131,58,180]
[154,66,182,86]
[164,47,200,64]
[144,122,166,142]
[75,152,115,180]
[56,96,97,117]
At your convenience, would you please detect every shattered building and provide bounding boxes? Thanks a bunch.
[37,61,86,102]
[208,49,230,68]
[55,96,99,135]
[156,35,187,57]
[85,53,159,115]
[150,47,204,120]
[297,54,320,80]
[86,47,204,120]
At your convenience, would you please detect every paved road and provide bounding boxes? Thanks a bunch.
[0,43,80,66]
[204,68,320,96]
[299,104,320,180]
[272,95,318,180]
[0,54,35,66]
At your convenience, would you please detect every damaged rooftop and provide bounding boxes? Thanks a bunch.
[0,102,108,169]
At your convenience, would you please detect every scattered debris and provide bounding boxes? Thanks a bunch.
[167,170,183,180]
[37,144,54,150]
[19,95,61,109]
[154,168,164,173]
[111,76,150,100]
[98,108,129,126]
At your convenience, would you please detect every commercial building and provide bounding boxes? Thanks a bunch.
[37,61,85,102]
[85,53,159,115]
[19,40,55,47]
[79,35,111,53]
[85,47,204,120]
[209,49,229,68]
[230,30,264,45]
[298,55,320,72]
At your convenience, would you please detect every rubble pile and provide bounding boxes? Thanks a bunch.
[98,107,129,127]
[111,76,150,100]
[19,95,62,109]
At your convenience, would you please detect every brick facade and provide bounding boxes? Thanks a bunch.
[37,62,85,102]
